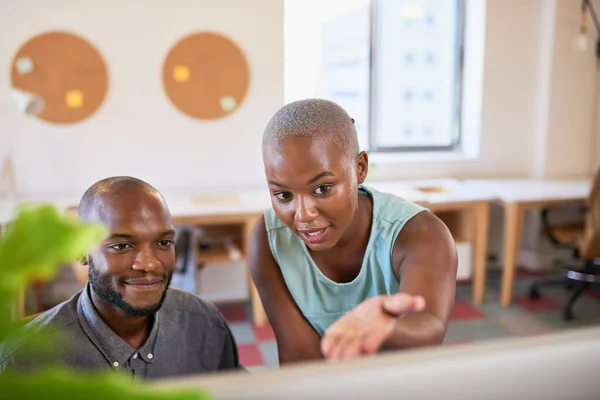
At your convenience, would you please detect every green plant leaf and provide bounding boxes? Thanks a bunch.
[0,368,210,400]
[0,204,107,286]
[0,205,107,341]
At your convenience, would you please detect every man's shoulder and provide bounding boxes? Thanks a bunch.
[27,292,81,329]
[0,291,82,369]
[161,288,226,327]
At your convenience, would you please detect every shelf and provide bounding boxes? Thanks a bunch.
[196,242,244,265]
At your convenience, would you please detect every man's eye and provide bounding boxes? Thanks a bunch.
[274,192,293,201]
[109,243,131,251]
[314,185,332,195]
[158,240,174,247]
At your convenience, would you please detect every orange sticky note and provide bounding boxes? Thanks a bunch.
[173,65,190,82]
[65,90,83,108]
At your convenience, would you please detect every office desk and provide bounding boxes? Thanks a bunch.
[370,180,494,304]
[464,179,591,307]
[155,326,600,399]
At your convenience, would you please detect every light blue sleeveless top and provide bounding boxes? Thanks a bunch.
[264,185,427,336]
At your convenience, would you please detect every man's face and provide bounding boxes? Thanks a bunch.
[86,190,176,316]
[263,136,368,251]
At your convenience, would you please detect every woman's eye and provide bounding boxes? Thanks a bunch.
[314,185,332,195]
[274,192,293,201]
[109,243,131,251]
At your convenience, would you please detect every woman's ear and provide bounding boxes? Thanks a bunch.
[357,151,369,184]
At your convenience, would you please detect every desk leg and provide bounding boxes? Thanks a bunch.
[250,282,268,327]
[244,216,269,327]
[473,201,490,305]
[501,202,525,307]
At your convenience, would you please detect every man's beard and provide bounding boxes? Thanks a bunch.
[87,258,173,317]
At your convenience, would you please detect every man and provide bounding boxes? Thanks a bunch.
[249,99,457,364]
[0,176,241,379]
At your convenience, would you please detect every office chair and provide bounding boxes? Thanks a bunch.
[529,169,600,321]
[174,227,192,274]
[170,226,198,293]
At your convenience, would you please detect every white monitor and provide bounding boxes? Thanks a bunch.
[155,326,600,400]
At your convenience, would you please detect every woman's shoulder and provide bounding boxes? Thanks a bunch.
[263,207,288,231]
[363,185,428,223]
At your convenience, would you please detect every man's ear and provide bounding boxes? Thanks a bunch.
[357,151,369,184]
[79,255,89,266]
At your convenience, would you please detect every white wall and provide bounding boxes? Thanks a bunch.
[0,0,283,197]
[489,0,600,269]
[1,0,598,196]
[542,0,599,179]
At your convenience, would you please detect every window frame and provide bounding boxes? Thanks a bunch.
[367,0,467,154]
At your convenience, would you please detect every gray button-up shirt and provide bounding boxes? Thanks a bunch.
[0,284,241,380]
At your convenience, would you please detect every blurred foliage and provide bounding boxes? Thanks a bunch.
[0,205,210,400]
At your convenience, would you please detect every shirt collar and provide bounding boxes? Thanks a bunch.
[77,282,161,366]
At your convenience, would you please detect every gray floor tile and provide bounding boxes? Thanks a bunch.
[536,311,600,330]
[229,322,256,344]
[444,319,515,344]
[494,310,554,336]
[259,341,279,366]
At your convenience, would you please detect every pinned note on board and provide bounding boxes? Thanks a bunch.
[220,96,237,112]
[11,88,45,116]
[65,90,84,108]
[173,65,190,82]
[15,56,34,74]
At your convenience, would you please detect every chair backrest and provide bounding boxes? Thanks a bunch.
[580,167,600,259]
[174,227,192,273]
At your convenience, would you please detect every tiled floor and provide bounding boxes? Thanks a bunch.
[217,269,600,369]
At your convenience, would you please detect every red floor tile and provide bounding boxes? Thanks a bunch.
[514,296,562,313]
[218,305,248,323]
[237,343,265,367]
[450,301,485,321]
[516,269,546,279]
[587,289,600,302]
[253,324,276,341]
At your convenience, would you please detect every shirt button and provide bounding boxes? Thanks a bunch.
[147,353,153,359]
[112,361,119,367]
[133,353,138,359]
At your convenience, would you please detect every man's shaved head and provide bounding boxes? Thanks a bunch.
[78,176,169,223]
[262,98,360,160]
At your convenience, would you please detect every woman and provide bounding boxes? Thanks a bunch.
[249,99,457,364]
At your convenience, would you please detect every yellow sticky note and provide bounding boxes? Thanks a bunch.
[65,90,83,108]
[173,65,190,82]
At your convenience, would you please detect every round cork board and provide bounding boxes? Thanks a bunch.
[10,31,108,124]
[162,32,250,120]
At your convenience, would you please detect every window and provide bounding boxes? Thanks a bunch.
[284,0,466,154]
